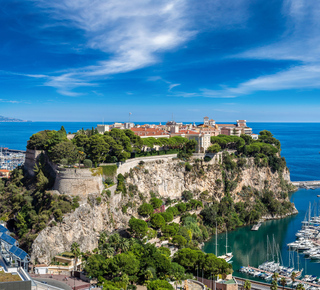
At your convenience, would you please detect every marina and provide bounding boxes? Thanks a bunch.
[203,187,320,286]
[0,147,25,171]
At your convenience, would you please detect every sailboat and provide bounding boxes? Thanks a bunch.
[217,228,233,262]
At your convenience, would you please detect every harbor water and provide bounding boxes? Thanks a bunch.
[203,188,320,279]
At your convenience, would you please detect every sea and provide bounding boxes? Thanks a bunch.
[1,122,320,276]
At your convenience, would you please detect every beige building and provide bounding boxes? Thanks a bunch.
[34,255,82,275]
[96,124,110,134]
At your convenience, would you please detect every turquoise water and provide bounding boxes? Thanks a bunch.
[203,187,320,278]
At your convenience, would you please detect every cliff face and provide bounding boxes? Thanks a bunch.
[30,157,293,264]
[125,158,291,201]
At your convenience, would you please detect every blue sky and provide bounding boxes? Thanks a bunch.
[1,0,320,122]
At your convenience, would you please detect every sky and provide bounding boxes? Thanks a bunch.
[1,0,320,122]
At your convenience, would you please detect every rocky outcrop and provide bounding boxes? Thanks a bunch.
[30,156,294,264]
[31,189,134,264]
[125,158,291,201]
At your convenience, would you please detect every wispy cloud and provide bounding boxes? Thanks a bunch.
[148,76,180,91]
[169,88,237,98]
[214,1,320,97]
[28,0,194,96]
[0,99,22,104]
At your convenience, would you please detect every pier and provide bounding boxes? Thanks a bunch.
[245,266,320,288]
[291,181,320,188]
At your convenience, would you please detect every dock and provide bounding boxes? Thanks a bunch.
[246,266,320,288]
[251,222,262,231]
[291,181,320,188]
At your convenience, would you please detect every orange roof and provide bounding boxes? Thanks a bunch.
[178,130,200,134]
[217,124,237,127]
[0,169,10,172]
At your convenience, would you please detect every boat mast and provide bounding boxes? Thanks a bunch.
[215,222,218,257]
[267,235,269,261]
[226,229,228,255]
[297,250,299,271]
[288,246,291,268]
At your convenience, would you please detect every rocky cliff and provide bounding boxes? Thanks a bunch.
[30,156,294,264]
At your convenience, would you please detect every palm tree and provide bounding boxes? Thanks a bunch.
[174,273,183,290]
[102,244,115,258]
[296,283,305,290]
[108,233,121,250]
[272,272,279,282]
[280,277,286,290]
[244,280,251,290]
[270,280,278,290]
[71,242,80,274]
[118,238,130,253]
[291,272,297,287]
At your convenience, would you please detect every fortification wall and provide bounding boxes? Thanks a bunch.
[117,154,177,175]
[53,168,103,196]
[24,149,43,177]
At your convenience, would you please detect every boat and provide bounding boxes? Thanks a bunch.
[218,228,233,262]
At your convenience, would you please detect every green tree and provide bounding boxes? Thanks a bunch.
[280,277,286,290]
[207,143,221,153]
[147,279,174,290]
[113,252,140,276]
[71,242,81,274]
[244,280,251,290]
[270,280,278,290]
[150,197,163,209]
[150,214,166,229]
[172,235,187,248]
[49,141,79,164]
[88,135,110,164]
[129,217,148,238]
[138,203,154,216]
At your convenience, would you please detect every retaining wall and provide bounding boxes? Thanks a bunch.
[117,154,177,176]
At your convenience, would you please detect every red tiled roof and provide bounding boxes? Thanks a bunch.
[0,169,10,172]
[178,130,200,134]
[217,124,237,127]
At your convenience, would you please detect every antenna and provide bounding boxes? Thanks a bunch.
[129,112,132,123]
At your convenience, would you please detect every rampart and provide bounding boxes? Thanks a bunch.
[117,154,178,175]
[53,168,104,196]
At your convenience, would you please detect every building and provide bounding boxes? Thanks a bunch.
[96,124,110,134]
[0,169,10,178]
[171,130,211,153]
[38,254,82,275]
[124,122,134,129]
[131,128,170,138]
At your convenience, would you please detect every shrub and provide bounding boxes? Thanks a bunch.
[185,162,192,172]
[160,211,174,223]
[60,158,68,166]
[138,203,154,216]
[105,177,113,185]
[150,214,166,229]
[105,189,111,197]
[83,159,92,168]
[204,156,212,162]
[96,197,102,204]
[182,190,193,201]
[150,197,163,209]
[172,235,187,248]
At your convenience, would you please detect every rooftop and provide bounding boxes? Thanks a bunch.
[0,270,22,282]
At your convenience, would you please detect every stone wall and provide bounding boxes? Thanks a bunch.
[117,154,177,176]
[24,149,43,177]
[53,168,103,196]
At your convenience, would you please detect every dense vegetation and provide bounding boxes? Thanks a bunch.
[27,127,196,166]
[81,232,232,290]
[0,166,79,251]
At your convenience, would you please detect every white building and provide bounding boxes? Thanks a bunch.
[96,124,110,134]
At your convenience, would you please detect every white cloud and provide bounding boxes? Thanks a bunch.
[30,0,194,96]
[208,1,320,98]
